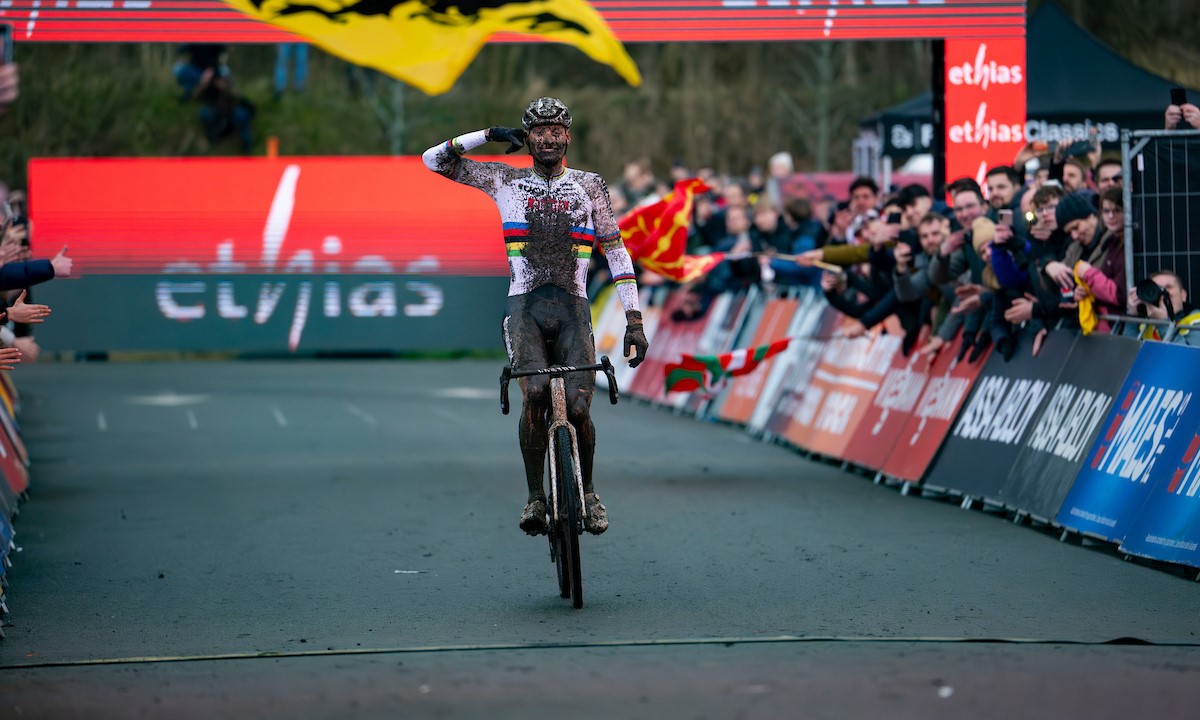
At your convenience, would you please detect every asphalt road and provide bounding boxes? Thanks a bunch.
[1,360,1197,719]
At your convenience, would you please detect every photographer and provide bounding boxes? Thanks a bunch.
[1127,270,1200,344]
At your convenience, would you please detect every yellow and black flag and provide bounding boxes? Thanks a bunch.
[224,0,641,95]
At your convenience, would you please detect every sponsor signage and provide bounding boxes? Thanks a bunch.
[943,37,1027,189]
[627,290,712,404]
[880,332,989,483]
[28,156,521,352]
[717,297,799,427]
[783,318,902,458]
[1121,428,1200,568]
[1056,342,1200,543]
[923,330,1073,499]
[842,332,932,472]
[748,290,828,436]
[7,1,1026,43]
[999,334,1140,520]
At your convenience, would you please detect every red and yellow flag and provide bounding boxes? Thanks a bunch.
[224,0,641,96]
[618,178,722,284]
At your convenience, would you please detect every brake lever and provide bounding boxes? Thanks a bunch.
[601,355,619,405]
[500,366,512,415]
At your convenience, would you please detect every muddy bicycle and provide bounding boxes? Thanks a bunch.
[500,356,619,609]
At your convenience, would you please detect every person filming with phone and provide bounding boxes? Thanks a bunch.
[1165,88,1200,130]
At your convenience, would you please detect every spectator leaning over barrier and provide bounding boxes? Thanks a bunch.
[896,212,976,358]
[1055,191,1126,334]
[1093,159,1123,195]
[1165,101,1200,130]
[1127,270,1200,345]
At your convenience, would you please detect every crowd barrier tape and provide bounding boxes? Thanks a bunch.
[593,285,1200,572]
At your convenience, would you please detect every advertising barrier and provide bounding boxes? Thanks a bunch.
[748,291,828,437]
[842,330,933,472]
[717,296,799,426]
[1120,428,1200,567]
[998,334,1141,520]
[922,329,1073,499]
[626,291,714,405]
[1056,342,1200,543]
[879,333,987,483]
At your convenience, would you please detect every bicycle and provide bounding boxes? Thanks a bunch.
[500,356,619,609]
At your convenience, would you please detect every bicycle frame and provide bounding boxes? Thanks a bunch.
[545,376,585,537]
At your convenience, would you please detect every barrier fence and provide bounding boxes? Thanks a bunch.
[593,284,1200,575]
[0,374,25,636]
[1122,128,1200,295]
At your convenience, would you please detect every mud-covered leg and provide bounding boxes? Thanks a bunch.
[517,376,552,535]
[567,376,606,534]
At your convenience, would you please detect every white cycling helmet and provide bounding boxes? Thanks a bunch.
[522,97,572,131]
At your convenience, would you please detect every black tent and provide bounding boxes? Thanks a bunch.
[863,1,1200,158]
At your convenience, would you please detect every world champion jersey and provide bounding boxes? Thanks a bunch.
[422,130,640,313]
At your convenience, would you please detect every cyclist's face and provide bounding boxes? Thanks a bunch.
[528,124,570,164]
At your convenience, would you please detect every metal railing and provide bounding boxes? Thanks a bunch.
[1121,128,1200,297]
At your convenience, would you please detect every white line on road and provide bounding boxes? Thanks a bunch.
[186,410,198,430]
[432,407,465,425]
[346,403,376,426]
[97,412,107,432]
[272,406,288,428]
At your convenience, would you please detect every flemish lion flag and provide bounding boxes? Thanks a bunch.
[224,0,641,96]
[618,178,723,284]
[664,338,792,394]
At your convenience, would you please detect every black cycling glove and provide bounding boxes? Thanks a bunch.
[486,126,527,154]
[624,310,649,369]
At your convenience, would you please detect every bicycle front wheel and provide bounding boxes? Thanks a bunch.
[555,425,584,609]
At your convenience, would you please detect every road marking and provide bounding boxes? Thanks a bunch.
[186,410,198,430]
[97,412,107,432]
[432,387,494,400]
[272,407,288,428]
[345,403,376,426]
[126,392,209,407]
[2,634,1193,670]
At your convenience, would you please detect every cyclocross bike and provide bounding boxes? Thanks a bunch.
[500,356,619,609]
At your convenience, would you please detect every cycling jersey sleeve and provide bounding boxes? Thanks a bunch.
[587,174,640,314]
[422,130,510,196]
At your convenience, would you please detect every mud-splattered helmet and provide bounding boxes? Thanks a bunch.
[522,97,572,132]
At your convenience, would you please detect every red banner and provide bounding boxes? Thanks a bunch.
[627,292,713,404]
[28,156,525,276]
[842,331,934,472]
[717,298,799,426]
[944,37,1027,191]
[0,1,1025,43]
[881,335,990,482]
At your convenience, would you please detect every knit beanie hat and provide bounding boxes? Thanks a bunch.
[1055,192,1095,229]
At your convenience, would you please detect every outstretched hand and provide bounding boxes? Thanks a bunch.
[6,290,51,324]
[487,127,527,154]
[0,346,20,371]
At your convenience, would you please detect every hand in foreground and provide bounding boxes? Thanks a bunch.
[6,290,50,324]
[51,246,73,278]
[13,336,38,362]
[486,127,527,154]
[1004,293,1037,324]
[0,346,20,370]
[624,310,648,368]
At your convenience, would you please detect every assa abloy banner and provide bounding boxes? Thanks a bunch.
[998,334,1141,520]
[923,330,1074,499]
[1057,342,1200,543]
[29,157,518,353]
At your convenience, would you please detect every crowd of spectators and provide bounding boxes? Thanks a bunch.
[0,65,74,371]
[594,102,1200,356]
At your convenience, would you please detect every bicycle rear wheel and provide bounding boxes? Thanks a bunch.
[555,425,584,609]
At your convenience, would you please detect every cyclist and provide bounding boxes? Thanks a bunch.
[422,97,648,536]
